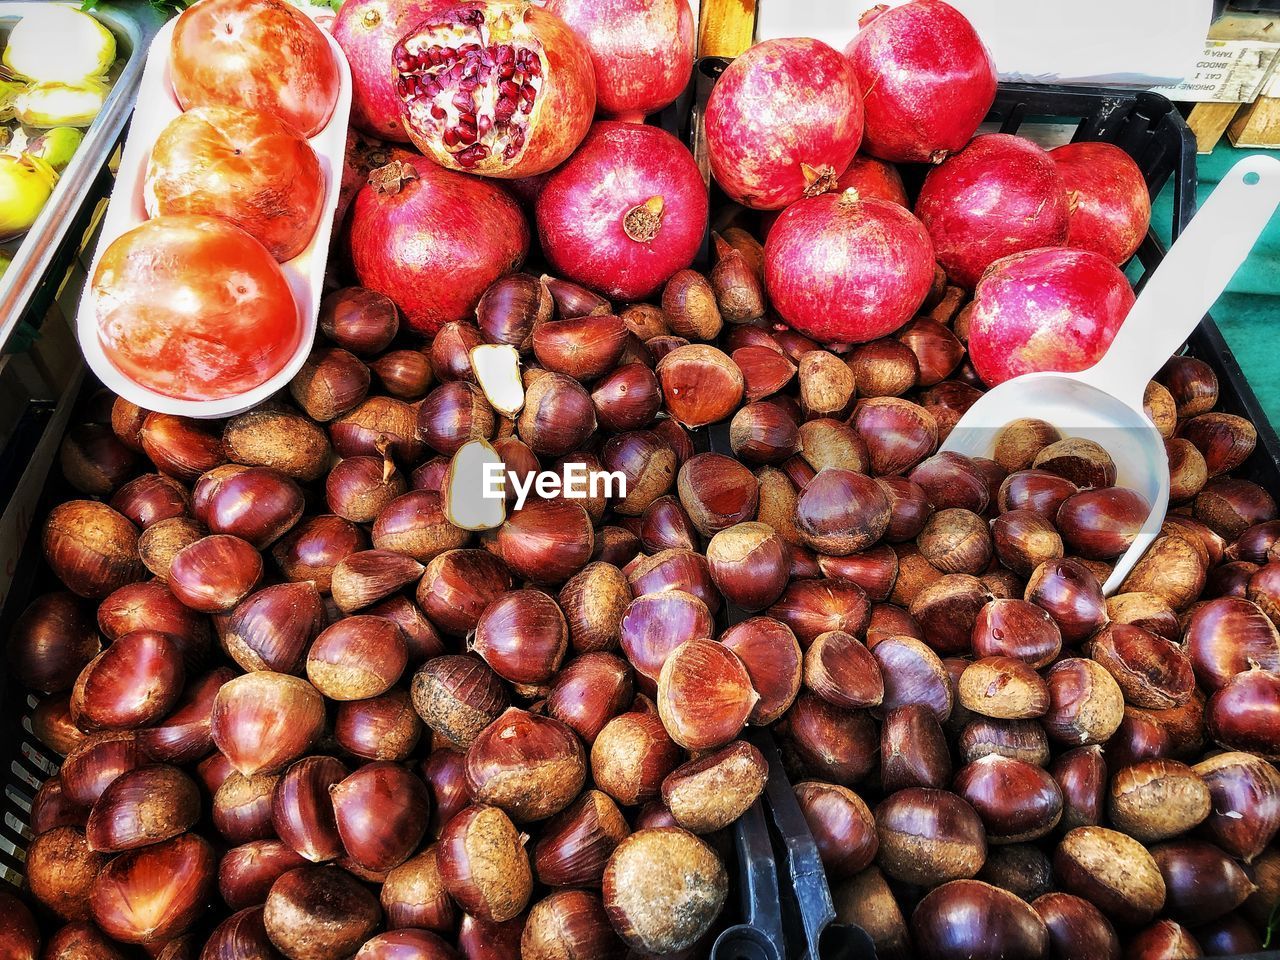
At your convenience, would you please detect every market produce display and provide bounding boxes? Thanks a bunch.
[0,5,118,269]
[6,0,1280,958]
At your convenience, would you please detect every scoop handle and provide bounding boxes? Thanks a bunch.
[1077,154,1280,408]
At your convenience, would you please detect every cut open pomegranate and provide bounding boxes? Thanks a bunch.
[393,2,595,179]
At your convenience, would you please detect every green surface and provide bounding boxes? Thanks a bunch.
[1152,144,1280,424]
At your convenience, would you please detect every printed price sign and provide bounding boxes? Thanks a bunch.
[1150,39,1280,103]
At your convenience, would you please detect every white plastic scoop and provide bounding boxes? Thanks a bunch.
[942,154,1280,594]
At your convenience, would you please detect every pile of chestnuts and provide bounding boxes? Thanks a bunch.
[6,227,1280,960]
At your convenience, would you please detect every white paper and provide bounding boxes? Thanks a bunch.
[756,0,1213,88]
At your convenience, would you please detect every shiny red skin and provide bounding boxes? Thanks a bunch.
[394,2,596,179]
[838,155,909,206]
[347,156,530,335]
[844,0,997,164]
[706,38,864,210]
[92,215,302,402]
[765,192,934,344]
[537,122,708,301]
[1051,141,1152,265]
[967,247,1135,387]
[1208,668,1280,759]
[170,0,340,138]
[544,0,694,121]
[332,0,452,141]
[915,133,1071,289]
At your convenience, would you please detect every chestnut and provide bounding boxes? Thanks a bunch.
[627,548,721,613]
[168,534,262,613]
[0,891,39,960]
[797,418,870,474]
[803,629,884,709]
[218,841,307,911]
[491,499,595,585]
[958,656,1049,720]
[533,789,630,888]
[222,582,326,677]
[1208,667,1280,758]
[911,880,1049,960]
[26,826,107,920]
[110,472,189,528]
[1053,826,1166,926]
[918,508,992,575]
[817,544,899,601]
[972,598,1061,667]
[830,867,911,960]
[849,397,939,476]
[794,468,891,555]
[881,704,952,791]
[1196,912,1263,955]
[1085,623,1194,711]
[976,844,1053,903]
[417,549,514,637]
[1183,596,1280,690]
[602,828,728,955]
[655,344,744,428]
[1105,591,1180,641]
[472,589,568,685]
[227,408,333,482]
[1025,558,1108,644]
[213,771,278,844]
[466,708,586,822]
[332,761,430,872]
[89,833,216,945]
[60,731,141,806]
[141,413,226,480]
[1108,758,1210,843]
[794,780,878,878]
[306,615,407,700]
[1032,438,1116,490]
[875,788,986,887]
[657,638,758,751]
[211,672,326,776]
[660,740,767,835]
[994,418,1061,473]
[272,514,369,593]
[263,865,381,959]
[601,430,677,515]
[619,590,714,691]
[909,573,991,654]
[380,844,456,932]
[1152,840,1255,922]
[676,452,759,537]
[591,363,662,432]
[6,591,99,694]
[1196,477,1278,541]
[1043,658,1125,746]
[639,495,698,553]
[1158,354,1219,416]
[733,343,797,401]
[1125,919,1202,959]
[958,718,1049,767]
[1032,892,1120,960]
[591,710,682,806]
[782,693,878,786]
[729,401,800,464]
[768,578,871,648]
[411,654,509,749]
[521,889,621,960]
[872,634,954,722]
[954,755,1062,843]
[847,338,920,397]
[558,563,631,654]
[86,763,200,852]
[720,616,804,724]
[1056,487,1149,560]
[910,452,989,513]
[42,500,143,599]
[320,286,398,354]
[992,510,1064,577]
[1166,436,1208,502]
[1193,751,1280,861]
[1180,412,1257,476]
[438,804,534,923]
[1119,535,1207,611]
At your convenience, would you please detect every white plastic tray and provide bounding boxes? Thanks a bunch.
[75,16,351,419]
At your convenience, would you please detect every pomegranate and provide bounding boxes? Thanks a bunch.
[837,155,908,206]
[967,247,1136,387]
[542,0,695,121]
[332,0,452,142]
[844,0,997,164]
[1051,141,1152,265]
[336,132,418,230]
[764,190,935,344]
[536,121,708,301]
[705,38,864,210]
[392,1,596,178]
[915,133,1070,289]
[346,156,530,335]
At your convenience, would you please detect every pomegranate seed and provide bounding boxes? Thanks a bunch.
[430,104,446,120]
[443,127,461,147]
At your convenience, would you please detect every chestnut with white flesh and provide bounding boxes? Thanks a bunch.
[470,343,524,417]
[445,438,506,531]
[943,155,1280,593]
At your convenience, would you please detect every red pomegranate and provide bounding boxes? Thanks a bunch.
[967,247,1136,387]
[705,38,864,210]
[543,0,695,122]
[392,1,596,178]
[537,121,708,301]
[915,133,1070,289]
[336,131,418,230]
[837,155,908,206]
[346,156,530,335]
[1051,141,1152,265]
[844,0,997,164]
[332,0,452,142]
[764,190,935,344]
